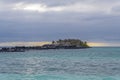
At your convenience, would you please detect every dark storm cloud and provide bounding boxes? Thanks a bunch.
[0,0,120,45]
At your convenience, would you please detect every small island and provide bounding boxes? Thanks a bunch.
[0,39,90,52]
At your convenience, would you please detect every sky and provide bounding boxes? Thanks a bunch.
[0,0,120,46]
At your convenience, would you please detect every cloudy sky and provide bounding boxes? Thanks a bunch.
[0,0,120,46]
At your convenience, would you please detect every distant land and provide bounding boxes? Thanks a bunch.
[0,39,90,52]
[0,42,51,47]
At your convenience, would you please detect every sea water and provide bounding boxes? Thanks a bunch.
[0,47,120,80]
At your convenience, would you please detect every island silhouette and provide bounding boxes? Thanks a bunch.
[0,39,90,52]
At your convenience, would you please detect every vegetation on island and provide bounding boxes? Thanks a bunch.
[52,39,89,48]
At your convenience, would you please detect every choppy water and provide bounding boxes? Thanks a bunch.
[0,47,120,80]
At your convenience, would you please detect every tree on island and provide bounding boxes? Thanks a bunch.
[52,39,89,48]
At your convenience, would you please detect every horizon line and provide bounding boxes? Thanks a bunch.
[0,41,120,47]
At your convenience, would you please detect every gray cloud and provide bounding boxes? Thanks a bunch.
[0,0,120,44]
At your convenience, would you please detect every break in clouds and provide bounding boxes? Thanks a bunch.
[0,0,120,44]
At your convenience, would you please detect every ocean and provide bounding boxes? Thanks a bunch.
[0,47,120,80]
